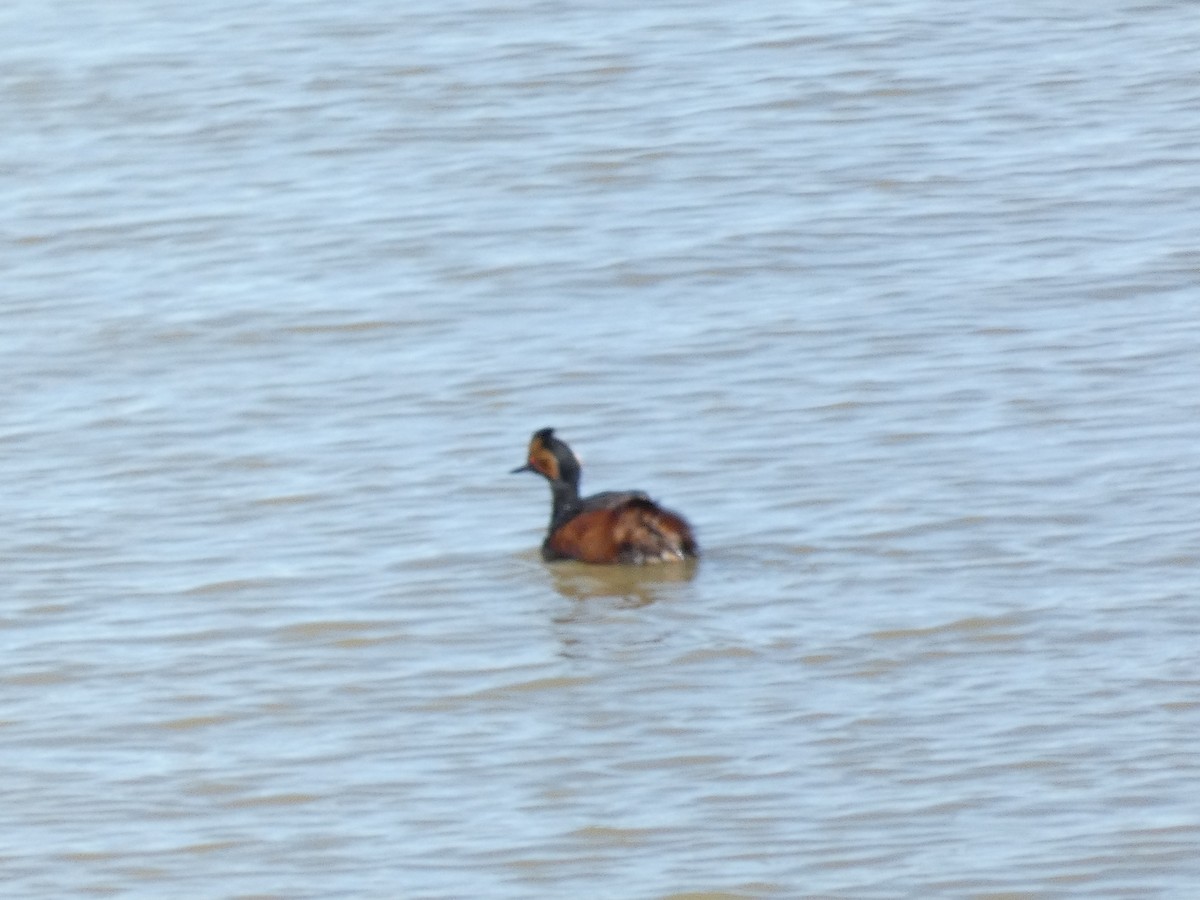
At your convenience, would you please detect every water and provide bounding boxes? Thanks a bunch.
[4,1,1200,897]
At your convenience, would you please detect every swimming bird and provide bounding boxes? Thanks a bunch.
[512,428,698,564]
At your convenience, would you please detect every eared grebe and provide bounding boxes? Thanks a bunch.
[512,428,698,565]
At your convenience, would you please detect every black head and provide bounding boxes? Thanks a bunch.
[511,427,582,489]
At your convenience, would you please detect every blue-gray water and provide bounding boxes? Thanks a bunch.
[4,1,1200,897]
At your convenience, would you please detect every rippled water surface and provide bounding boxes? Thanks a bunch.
[5,1,1200,897]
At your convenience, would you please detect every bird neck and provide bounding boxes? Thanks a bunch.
[548,477,581,528]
